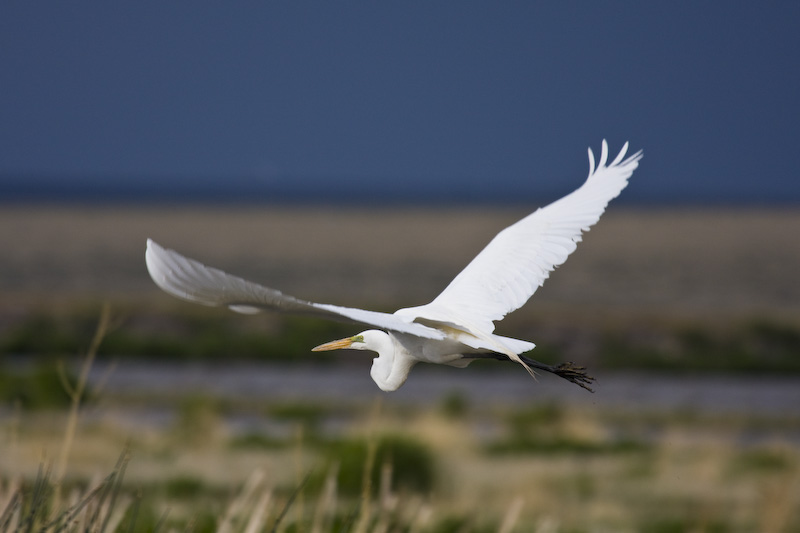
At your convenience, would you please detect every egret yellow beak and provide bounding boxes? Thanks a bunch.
[311,337,355,351]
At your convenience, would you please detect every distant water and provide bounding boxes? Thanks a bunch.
[86,361,800,416]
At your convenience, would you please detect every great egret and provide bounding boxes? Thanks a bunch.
[146,140,641,392]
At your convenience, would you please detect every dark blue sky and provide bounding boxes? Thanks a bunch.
[1,2,799,204]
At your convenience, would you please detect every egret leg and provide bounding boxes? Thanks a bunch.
[519,355,595,392]
[466,353,595,393]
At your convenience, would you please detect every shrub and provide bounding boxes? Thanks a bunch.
[325,434,436,496]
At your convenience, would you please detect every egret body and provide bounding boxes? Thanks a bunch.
[146,141,642,392]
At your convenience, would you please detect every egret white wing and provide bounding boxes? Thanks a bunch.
[145,239,445,340]
[401,141,642,333]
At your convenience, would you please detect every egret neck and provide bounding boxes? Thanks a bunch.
[312,330,417,392]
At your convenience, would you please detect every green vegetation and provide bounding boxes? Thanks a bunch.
[324,434,437,496]
[728,448,796,475]
[438,390,470,419]
[485,404,651,456]
[0,361,77,409]
[0,306,354,362]
[599,319,800,373]
[4,306,800,374]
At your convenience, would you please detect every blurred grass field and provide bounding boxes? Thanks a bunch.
[3,353,800,531]
[1,206,800,531]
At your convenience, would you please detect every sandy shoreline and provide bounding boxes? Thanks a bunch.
[1,205,799,322]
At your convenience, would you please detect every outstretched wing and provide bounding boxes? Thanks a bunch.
[145,239,445,340]
[399,141,642,334]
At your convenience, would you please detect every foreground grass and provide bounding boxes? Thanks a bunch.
[2,307,800,531]
[3,392,800,532]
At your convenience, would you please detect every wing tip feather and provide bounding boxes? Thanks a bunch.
[599,139,609,168]
[587,140,643,177]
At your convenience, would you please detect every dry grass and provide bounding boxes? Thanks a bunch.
[3,376,800,531]
[1,206,799,319]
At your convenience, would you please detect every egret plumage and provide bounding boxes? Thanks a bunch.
[146,140,641,392]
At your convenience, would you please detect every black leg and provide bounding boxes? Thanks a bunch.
[465,352,595,393]
[518,354,595,393]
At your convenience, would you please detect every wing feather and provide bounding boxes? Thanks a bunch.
[145,239,444,339]
[399,141,642,334]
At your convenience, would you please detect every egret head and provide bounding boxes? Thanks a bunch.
[311,333,368,352]
[312,330,414,392]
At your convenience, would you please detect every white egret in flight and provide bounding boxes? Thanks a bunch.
[146,141,641,393]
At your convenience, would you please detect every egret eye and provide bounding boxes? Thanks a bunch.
[351,334,364,343]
